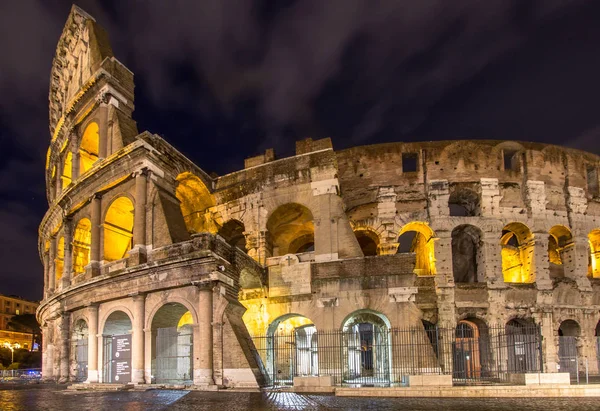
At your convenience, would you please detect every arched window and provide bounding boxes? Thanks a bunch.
[79,122,99,174]
[558,319,581,378]
[73,218,91,275]
[454,318,489,380]
[218,219,247,251]
[397,222,436,276]
[589,229,600,278]
[548,225,573,279]
[103,197,134,261]
[267,203,314,256]
[175,172,216,234]
[354,229,379,256]
[451,225,483,283]
[500,222,534,283]
[448,187,480,217]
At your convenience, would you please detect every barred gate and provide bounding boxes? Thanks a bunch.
[153,326,193,384]
[558,336,578,378]
[74,339,88,382]
[251,324,542,387]
[102,336,112,383]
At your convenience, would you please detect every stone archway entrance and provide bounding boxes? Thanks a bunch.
[341,310,391,386]
[558,319,580,378]
[102,310,132,383]
[150,303,193,384]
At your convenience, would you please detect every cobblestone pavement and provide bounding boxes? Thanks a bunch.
[2,385,600,411]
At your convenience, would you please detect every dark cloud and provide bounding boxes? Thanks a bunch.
[0,0,598,300]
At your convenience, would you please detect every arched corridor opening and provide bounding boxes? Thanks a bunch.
[397,222,436,276]
[102,310,132,383]
[558,319,580,378]
[589,229,600,278]
[453,318,489,381]
[72,319,88,382]
[267,204,315,256]
[501,222,534,283]
[505,319,540,373]
[266,314,317,385]
[103,197,134,262]
[548,225,573,279]
[218,219,247,251]
[150,303,193,384]
[73,218,91,275]
[341,310,391,385]
[79,122,99,174]
[451,225,483,283]
[175,172,216,234]
[354,229,379,257]
[448,187,480,217]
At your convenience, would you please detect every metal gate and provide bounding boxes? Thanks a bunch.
[74,339,88,382]
[342,325,390,386]
[102,336,112,383]
[154,326,193,384]
[559,336,578,378]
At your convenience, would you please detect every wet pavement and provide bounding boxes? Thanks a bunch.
[1,385,600,411]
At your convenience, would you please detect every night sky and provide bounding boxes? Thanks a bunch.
[1,0,600,301]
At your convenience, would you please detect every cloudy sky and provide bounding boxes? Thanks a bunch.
[1,0,600,301]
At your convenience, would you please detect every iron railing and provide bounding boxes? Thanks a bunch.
[251,323,542,386]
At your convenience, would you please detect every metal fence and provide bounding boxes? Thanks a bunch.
[251,323,542,387]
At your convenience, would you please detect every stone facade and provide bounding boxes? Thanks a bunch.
[37,6,600,387]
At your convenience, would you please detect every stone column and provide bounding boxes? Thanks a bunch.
[433,231,453,287]
[130,170,148,264]
[43,322,55,380]
[131,294,146,384]
[197,283,215,385]
[48,235,57,294]
[97,103,109,159]
[482,232,505,287]
[570,236,592,290]
[539,311,558,373]
[86,305,99,383]
[43,251,50,299]
[89,195,102,269]
[72,144,80,180]
[62,218,73,289]
[58,312,71,383]
[533,233,552,290]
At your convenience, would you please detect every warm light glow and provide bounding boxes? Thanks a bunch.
[501,222,534,283]
[73,218,91,274]
[397,222,436,276]
[548,225,572,266]
[175,172,217,234]
[241,300,271,336]
[589,229,600,278]
[55,236,65,281]
[61,152,73,190]
[267,203,315,256]
[177,311,193,329]
[103,197,134,261]
[79,122,99,174]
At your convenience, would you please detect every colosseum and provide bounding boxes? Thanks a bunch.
[37,6,600,389]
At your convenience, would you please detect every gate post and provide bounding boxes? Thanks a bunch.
[58,312,71,383]
[131,293,146,384]
[196,282,215,386]
[86,304,99,383]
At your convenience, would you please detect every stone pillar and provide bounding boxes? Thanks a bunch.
[58,312,71,383]
[482,232,505,287]
[131,294,146,384]
[43,251,50,299]
[130,170,148,265]
[62,218,73,289]
[97,103,109,159]
[533,233,552,290]
[89,195,102,269]
[570,236,592,290]
[43,322,55,380]
[539,311,558,373]
[72,146,80,180]
[86,305,99,383]
[196,283,215,386]
[48,235,56,294]
[433,231,453,287]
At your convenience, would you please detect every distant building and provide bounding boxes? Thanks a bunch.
[0,294,39,350]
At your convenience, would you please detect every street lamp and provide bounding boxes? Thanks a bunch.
[3,342,21,364]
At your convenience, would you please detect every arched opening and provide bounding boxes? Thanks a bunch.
[267,203,314,256]
[103,197,134,262]
[217,219,246,251]
[79,122,99,174]
[595,321,600,373]
[175,172,216,234]
[61,152,73,191]
[589,229,600,278]
[397,222,436,276]
[548,225,573,279]
[266,314,317,385]
[453,318,489,381]
[505,319,540,373]
[150,303,193,384]
[73,218,91,275]
[354,229,379,257]
[55,236,65,282]
[72,319,88,382]
[558,320,581,379]
[501,222,534,283]
[451,225,483,283]
[448,187,480,217]
[102,310,133,383]
[342,310,391,385]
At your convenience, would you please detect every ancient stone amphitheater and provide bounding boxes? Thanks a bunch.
[38,6,600,389]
